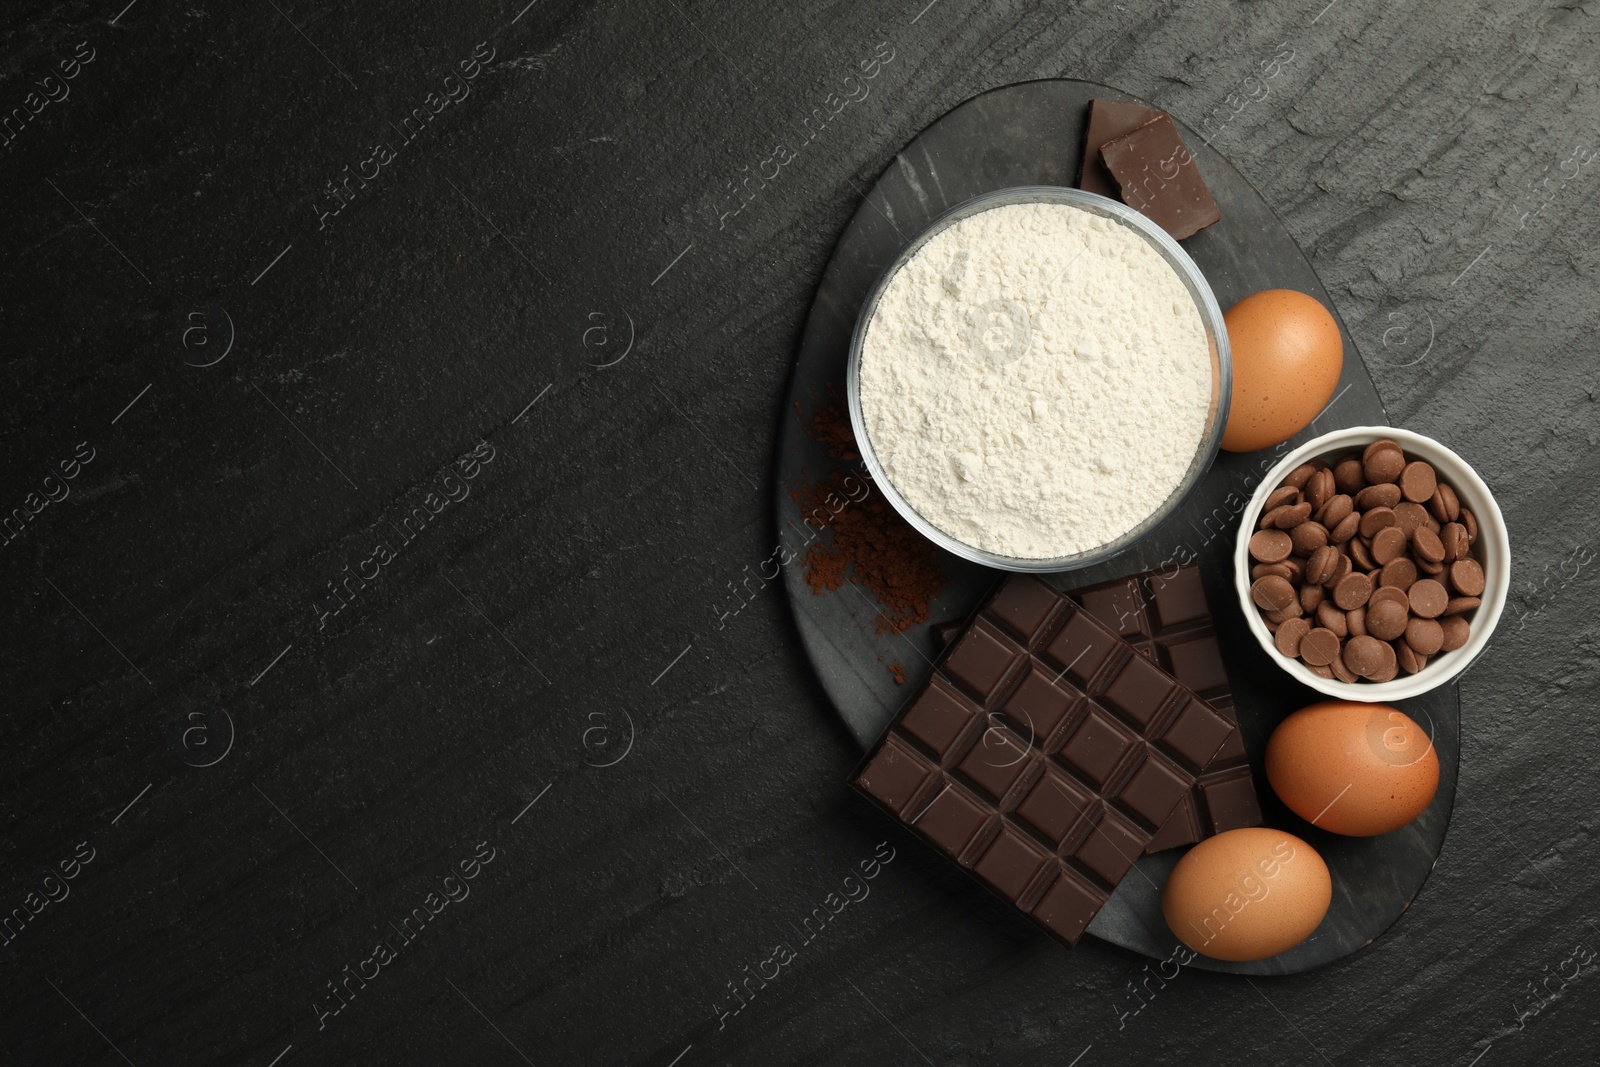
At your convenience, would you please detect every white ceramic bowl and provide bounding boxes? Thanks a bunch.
[1234,426,1509,701]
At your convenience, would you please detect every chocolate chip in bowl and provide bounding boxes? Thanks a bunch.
[1233,427,1509,700]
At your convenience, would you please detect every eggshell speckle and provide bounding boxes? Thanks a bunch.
[1221,289,1343,452]
[1266,699,1439,836]
[1162,828,1331,961]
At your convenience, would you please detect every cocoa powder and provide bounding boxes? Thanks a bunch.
[789,403,944,637]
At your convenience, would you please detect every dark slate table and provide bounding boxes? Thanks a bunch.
[2,1,1595,1064]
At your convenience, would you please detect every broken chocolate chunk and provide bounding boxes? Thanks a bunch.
[1098,113,1221,240]
[1078,98,1166,199]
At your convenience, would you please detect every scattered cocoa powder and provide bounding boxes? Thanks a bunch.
[809,403,860,463]
[789,402,944,638]
[889,662,907,685]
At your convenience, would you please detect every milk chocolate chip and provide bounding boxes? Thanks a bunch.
[1364,447,1405,485]
[1306,545,1340,586]
[1355,483,1402,511]
[1265,485,1300,511]
[1305,468,1335,510]
[1316,493,1354,528]
[1316,601,1348,637]
[1378,557,1418,591]
[1359,507,1398,538]
[1439,614,1471,651]
[1396,641,1428,675]
[1449,558,1486,597]
[1371,526,1409,565]
[1283,462,1319,489]
[1344,635,1386,677]
[1333,458,1365,494]
[1366,599,1408,641]
[1330,512,1361,544]
[1249,529,1293,563]
[1407,579,1448,619]
[1334,572,1372,610]
[1300,628,1340,666]
[1291,521,1330,556]
[1393,501,1430,535]
[1252,575,1297,612]
[1413,526,1445,564]
[1275,617,1311,657]
[1274,501,1313,529]
[1399,461,1437,503]
[1405,617,1445,656]
[1429,483,1460,523]
[1368,586,1409,611]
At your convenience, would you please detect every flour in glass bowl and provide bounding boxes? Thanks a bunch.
[858,201,1214,559]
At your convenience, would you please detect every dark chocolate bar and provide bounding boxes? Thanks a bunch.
[1078,98,1165,198]
[853,576,1232,947]
[1064,565,1262,851]
[1098,113,1221,240]
[930,566,1262,852]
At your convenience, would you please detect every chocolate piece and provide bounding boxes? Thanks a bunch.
[1248,529,1292,563]
[1098,114,1221,240]
[1063,565,1262,854]
[1251,575,1296,611]
[1430,484,1461,523]
[1274,617,1310,657]
[1439,614,1471,651]
[1364,447,1406,485]
[1450,558,1486,597]
[1078,98,1165,198]
[1264,485,1300,511]
[1290,521,1329,556]
[853,575,1231,947]
[1344,635,1385,677]
[1407,579,1448,619]
[1355,483,1402,511]
[1405,617,1444,656]
[1301,628,1339,666]
[1305,469,1335,510]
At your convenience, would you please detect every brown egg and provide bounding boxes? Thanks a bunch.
[1220,289,1344,452]
[1265,699,1439,836]
[1162,828,1331,961]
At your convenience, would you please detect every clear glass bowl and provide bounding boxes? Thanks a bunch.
[846,185,1232,573]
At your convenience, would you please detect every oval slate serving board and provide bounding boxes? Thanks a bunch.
[775,79,1458,975]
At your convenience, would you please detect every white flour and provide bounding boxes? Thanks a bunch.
[858,201,1213,559]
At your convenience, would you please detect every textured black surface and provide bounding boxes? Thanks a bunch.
[1,1,1596,1065]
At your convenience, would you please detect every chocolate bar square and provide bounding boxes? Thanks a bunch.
[1098,113,1221,240]
[1078,98,1166,199]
